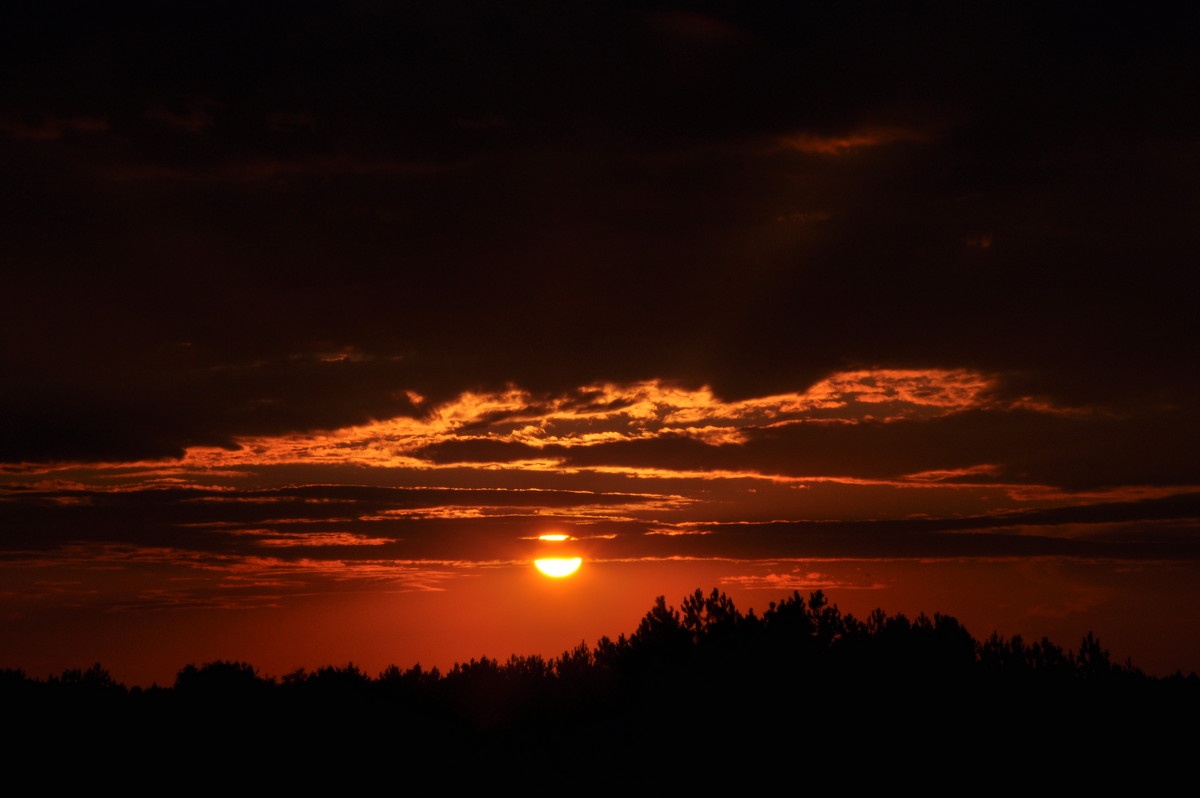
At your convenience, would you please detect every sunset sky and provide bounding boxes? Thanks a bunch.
[3,3,1198,685]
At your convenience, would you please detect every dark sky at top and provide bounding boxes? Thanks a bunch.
[3,1,1197,465]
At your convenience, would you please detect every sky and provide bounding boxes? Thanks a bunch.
[3,2,1199,685]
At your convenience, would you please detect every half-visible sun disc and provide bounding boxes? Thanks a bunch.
[538,534,570,541]
[534,557,582,577]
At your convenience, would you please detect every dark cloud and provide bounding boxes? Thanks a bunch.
[413,407,1200,491]
[1,1,1196,479]
[5,480,1197,568]
[0,483,660,550]
[414,438,542,465]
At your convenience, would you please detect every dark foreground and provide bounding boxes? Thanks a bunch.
[7,590,1196,787]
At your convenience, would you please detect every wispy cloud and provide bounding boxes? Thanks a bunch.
[0,114,108,140]
[774,126,929,155]
[720,569,888,591]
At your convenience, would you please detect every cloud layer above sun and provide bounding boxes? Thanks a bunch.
[4,368,1197,615]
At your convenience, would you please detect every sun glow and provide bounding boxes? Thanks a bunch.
[534,557,582,577]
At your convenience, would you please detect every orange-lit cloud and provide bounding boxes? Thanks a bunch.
[238,531,394,548]
[145,368,1014,473]
[4,367,1169,527]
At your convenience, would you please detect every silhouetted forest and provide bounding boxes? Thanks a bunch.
[7,590,1196,785]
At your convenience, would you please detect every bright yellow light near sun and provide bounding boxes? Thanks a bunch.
[538,534,570,541]
[534,557,582,578]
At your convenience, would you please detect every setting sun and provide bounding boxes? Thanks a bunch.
[534,533,581,576]
[534,557,583,577]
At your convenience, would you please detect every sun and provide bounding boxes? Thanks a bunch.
[533,533,582,577]
[534,557,582,578]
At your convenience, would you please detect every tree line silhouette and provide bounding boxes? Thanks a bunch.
[6,590,1196,783]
